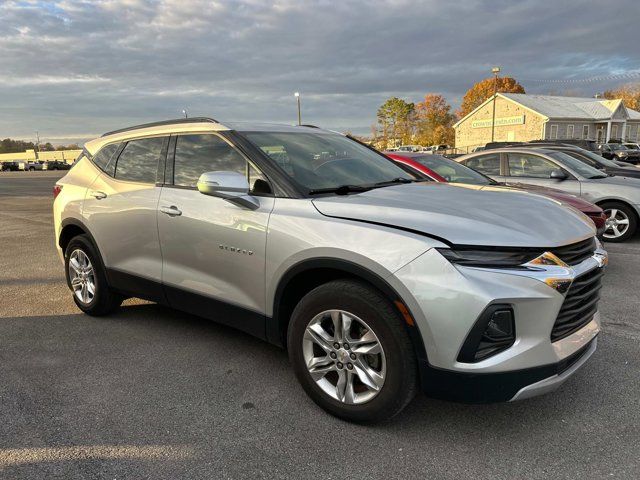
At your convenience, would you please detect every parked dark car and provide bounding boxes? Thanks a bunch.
[44,160,71,170]
[486,139,600,153]
[1,161,21,171]
[598,143,640,164]
[496,144,640,179]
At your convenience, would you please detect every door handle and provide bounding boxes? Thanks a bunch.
[90,190,107,200]
[160,205,182,217]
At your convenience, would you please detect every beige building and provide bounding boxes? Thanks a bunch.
[454,93,640,152]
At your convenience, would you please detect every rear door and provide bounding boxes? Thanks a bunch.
[83,136,168,297]
[504,152,581,196]
[461,152,505,182]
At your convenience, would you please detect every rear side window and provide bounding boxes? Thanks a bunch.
[92,143,119,176]
[115,137,164,183]
[464,153,501,175]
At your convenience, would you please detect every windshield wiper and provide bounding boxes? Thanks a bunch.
[308,184,372,195]
[372,177,416,187]
[588,174,608,179]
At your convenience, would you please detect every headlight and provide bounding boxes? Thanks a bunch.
[436,247,541,268]
[617,151,628,157]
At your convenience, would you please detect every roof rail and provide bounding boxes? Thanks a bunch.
[101,117,220,137]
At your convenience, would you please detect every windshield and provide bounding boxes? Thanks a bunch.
[613,144,628,150]
[412,154,492,185]
[566,149,621,168]
[548,152,607,178]
[243,131,415,193]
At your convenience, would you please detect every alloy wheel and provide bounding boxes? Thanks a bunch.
[302,309,386,405]
[68,249,96,304]
[603,208,630,239]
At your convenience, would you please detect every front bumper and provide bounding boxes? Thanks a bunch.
[418,332,597,403]
[391,240,607,402]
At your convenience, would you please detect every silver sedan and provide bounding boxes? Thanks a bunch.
[457,147,640,242]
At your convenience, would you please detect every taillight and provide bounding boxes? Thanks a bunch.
[53,184,63,199]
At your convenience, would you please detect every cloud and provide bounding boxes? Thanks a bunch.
[0,0,639,140]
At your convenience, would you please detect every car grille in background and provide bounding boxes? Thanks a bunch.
[550,238,596,266]
[551,266,604,341]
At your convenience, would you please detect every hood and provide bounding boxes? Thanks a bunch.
[497,183,602,213]
[312,183,595,247]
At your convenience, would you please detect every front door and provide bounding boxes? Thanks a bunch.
[83,136,167,297]
[504,152,581,197]
[158,133,274,337]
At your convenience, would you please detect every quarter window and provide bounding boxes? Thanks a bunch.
[173,134,270,193]
[507,153,557,178]
[464,153,501,175]
[114,137,164,183]
[92,143,119,176]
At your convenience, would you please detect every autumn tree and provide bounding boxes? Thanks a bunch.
[376,97,415,148]
[458,77,525,118]
[414,94,455,146]
[604,83,640,111]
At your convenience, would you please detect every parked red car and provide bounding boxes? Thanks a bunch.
[386,152,607,235]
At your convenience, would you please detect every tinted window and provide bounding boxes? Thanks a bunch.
[173,134,270,194]
[92,143,119,176]
[115,137,164,183]
[464,153,501,175]
[507,153,557,178]
[413,155,491,185]
[244,131,412,191]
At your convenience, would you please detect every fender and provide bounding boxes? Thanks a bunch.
[268,257,429,366]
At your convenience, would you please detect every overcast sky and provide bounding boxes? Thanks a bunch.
[1,0,639,143]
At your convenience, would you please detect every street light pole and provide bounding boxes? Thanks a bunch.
[490,66,501,142]
[294,92,301,125]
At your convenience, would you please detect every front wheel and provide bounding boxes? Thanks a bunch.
[601,202,637,242]
[65,235,123,315]
[287,280,417,423]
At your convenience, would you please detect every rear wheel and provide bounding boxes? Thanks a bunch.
[65,235,123,315]
[601,202,637,242]
[287,280,417,423]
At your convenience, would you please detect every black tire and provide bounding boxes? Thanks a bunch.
[600,201,637,243]
[64,234,123,315]
[287,280,417,423]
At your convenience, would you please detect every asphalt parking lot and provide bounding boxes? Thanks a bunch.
[0,171,639,479]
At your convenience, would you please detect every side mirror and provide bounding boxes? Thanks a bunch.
[550,169,568,180]
[197,171,260,210]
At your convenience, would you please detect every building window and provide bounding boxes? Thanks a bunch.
[549,124,558,139]
[628,125,637,141]
[582,125,589,139]
[611,124,619,140]
[567,124,574,139]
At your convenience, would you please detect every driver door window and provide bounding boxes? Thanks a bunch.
[507,153,557,178]
[172,134,270,194]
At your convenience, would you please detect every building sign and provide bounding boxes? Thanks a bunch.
[471,115,525,129]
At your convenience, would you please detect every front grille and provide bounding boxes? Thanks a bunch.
[550,238,596,266]
[551,267,604,341]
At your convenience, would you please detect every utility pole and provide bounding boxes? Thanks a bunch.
[294,92,301,125]
[35,131,40,160]
[490,66,501,142]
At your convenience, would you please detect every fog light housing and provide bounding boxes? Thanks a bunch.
[457,305,515,363]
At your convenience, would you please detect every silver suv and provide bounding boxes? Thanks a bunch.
[54,118,607,422]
